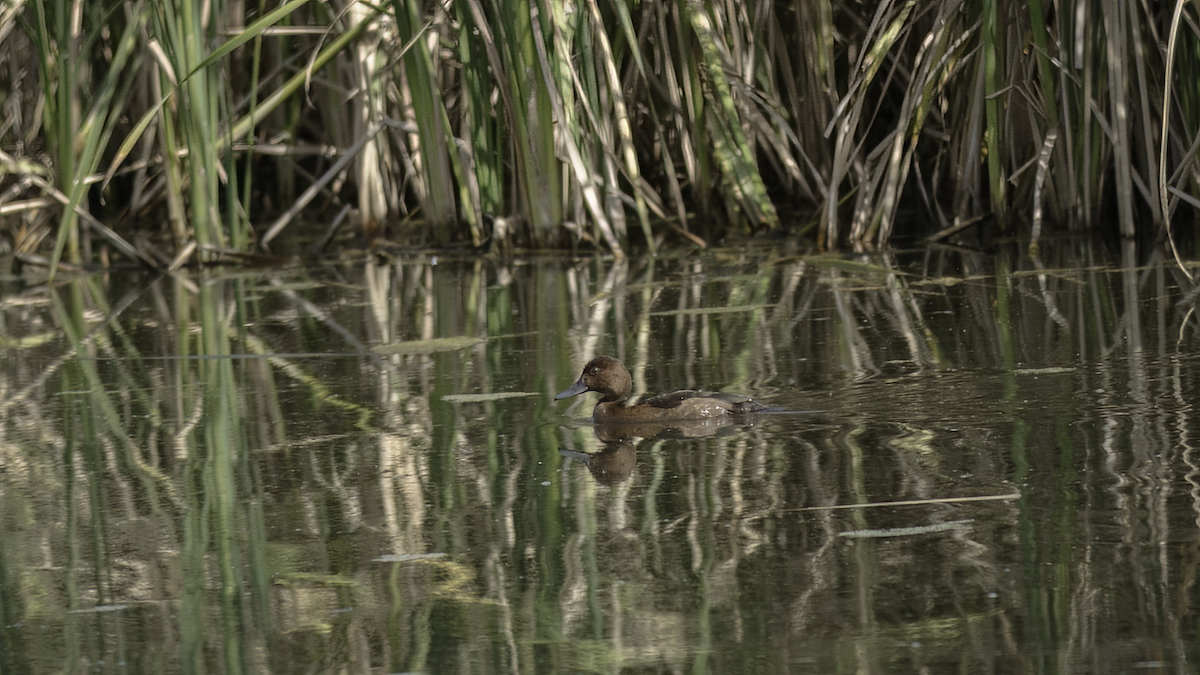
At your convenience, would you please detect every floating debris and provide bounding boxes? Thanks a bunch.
[839,520,974,539]
[373,336,485,355]
[442,392,538,403]
[374,553,449,563]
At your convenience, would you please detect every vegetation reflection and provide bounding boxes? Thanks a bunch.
[0,242,1196,672]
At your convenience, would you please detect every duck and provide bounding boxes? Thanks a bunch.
[555,355,768,423]
[560,441,637,485]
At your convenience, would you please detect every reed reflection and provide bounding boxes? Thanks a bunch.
[1,241,1199,673]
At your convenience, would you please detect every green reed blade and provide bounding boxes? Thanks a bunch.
[41,0,148,278]
[981,0,1006,228]
[682,0,778,232]
[392,0,457,241]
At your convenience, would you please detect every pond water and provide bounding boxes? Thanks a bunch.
[1,240,1198,674]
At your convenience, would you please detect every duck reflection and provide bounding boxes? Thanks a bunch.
[560,414,765,485]
[561,440,637,485]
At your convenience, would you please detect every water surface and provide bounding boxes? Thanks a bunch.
[1,241,1197,674]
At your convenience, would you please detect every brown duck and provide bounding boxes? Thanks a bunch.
[555,356,768,423]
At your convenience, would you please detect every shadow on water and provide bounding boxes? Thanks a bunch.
[1,239,1199,673]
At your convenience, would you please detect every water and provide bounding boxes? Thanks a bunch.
[1,240,1197,673]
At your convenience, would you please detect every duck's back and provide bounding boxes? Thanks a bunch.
[641,390,769,417]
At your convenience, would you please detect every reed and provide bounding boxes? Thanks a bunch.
[2,0,1198,262]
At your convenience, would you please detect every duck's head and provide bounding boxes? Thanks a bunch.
[555,356,632,404]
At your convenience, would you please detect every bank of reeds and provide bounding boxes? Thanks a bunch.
[1,0,1198,267]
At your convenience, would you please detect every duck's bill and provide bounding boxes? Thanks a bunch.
[555,379,589,400]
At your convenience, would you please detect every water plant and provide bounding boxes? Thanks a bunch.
[1,0,1197,265]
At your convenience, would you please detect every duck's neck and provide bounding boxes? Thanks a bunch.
[597,391,627,404]
[593,397,628,414]
[592,400,626,422]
